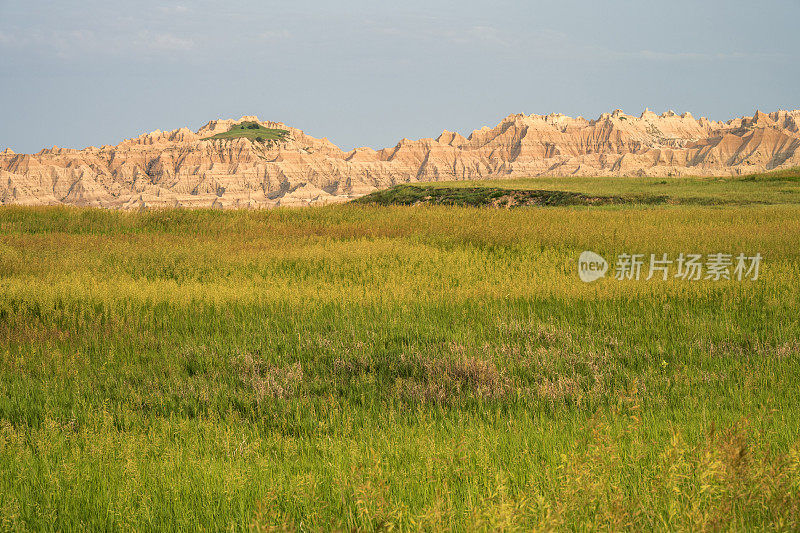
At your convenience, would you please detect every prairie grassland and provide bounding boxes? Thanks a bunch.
[0,201,799,531]
[425,171,800,205]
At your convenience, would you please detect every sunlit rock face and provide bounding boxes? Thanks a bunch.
[2,110,799,209]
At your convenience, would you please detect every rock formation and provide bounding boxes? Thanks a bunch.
[1,110,799,208]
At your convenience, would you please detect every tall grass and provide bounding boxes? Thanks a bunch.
[0,203,798,530]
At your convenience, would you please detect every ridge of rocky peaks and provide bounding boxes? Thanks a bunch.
[640,108,658,120]
[2,109,799,209]
[436,130,467,146]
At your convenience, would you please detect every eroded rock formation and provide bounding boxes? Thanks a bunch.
[2,109,799,208]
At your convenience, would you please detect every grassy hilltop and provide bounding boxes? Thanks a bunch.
[201,121,289,144]
[0,173,799,530]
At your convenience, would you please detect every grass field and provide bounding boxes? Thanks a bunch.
[394,170,800,206]
[1,175,799,530]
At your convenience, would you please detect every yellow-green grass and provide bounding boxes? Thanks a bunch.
[417,167,800,205]
[0,200,799,530]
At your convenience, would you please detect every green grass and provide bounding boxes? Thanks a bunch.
[356,184,677,207]
[201,121,289,144]
[0,188,799,529]
[403,167,800,206]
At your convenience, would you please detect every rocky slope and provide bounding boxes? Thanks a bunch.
[2,109,799,208]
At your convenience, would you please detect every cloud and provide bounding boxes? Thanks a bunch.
[52,29,99,56]
[1,28,107,58]
[633,50,788,62]
[0,26,196,60]
[145,33,195,52]
[444,25,510,46]
[369,18,515,47]
[157,5,190,15]
[365,16,787,65]
[259,29,292,41]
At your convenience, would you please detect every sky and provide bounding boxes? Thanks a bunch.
[1,0,798,153]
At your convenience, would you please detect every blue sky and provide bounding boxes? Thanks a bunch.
[1,0,798,153]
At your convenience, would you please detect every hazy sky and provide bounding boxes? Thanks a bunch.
[1,0,798,153]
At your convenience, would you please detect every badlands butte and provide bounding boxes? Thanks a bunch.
[1,108,799,209]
